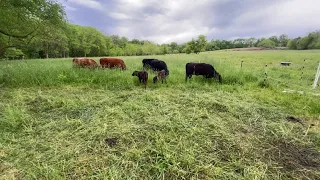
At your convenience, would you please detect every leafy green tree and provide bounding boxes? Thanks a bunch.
[206,40,218,51]
[233,38,248,48]
[269,36,279,46]
[187,39,197,53]
[38,24,68,58]
[258,39,276,48]
[255,39,261,47]
[278,34,289,47]
[130,39,142,45]
[196,35,207,52]
[4,47,24,59]
[184,44,192,54]
[160,44,169,54]
[287,38,299,49]
[0,0,65,38]
[296,37,311,50]
[246,37,256,47]
[142,41,159,55]
[215,40,233,49]
[79,28,92,57]
[169,42,178,53]
[109,47,124,56]
[178,44,186,53]
[185,35,208,54]
[0,0,66,57]
[306,31,320,49]
[124,43,140,56]
[119,37,128,48]
[104,36,114,56]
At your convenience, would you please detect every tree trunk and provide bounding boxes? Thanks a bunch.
[46,43,49,59]
[0,46,4,57]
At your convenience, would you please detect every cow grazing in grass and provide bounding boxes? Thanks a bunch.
[72,58,98,69]
[100,57,126,70]
[132,71,148,89]
[153,70,168,83]
[142,59,169,74]
[185,62,222,83]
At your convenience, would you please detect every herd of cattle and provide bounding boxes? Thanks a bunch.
[72,57,222,88]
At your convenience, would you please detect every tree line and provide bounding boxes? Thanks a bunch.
[1,0,320,59]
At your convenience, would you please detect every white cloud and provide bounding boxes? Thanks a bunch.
[106,0,221,43]
[65,5,76,11]
[60,0,320,43]
[109,12,133,20]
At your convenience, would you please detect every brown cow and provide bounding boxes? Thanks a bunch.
[153,70,168,83]
[100,57,126,70]
[72,58,98,69]
[132,71,148,89]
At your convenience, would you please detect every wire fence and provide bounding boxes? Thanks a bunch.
[263,61,320,96]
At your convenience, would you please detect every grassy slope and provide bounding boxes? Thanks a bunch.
[0,50,319,179]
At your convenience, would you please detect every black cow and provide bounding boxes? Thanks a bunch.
[142,59,169,75]
[185,62,222,83]
[142,58,157,69]
[132,71,148,89]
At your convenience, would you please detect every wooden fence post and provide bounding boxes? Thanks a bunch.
[301,59,305,80]
[264,64,268,85]
[313,62,320,89]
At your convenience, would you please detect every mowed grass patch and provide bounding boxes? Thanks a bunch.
[0,50,320,179]
[0,86,319,179]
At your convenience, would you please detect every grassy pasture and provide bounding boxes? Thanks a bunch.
[0,50,320,179]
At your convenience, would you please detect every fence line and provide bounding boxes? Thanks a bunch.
[262,60,320,92]
[268,77,310,91]
[268,77,320,97]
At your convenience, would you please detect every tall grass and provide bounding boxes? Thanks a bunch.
[0,50,319,179]
[1,51,319,90]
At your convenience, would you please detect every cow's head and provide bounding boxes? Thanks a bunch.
[132,71,139,76]
[153,76,158,83]
[165,70,169,76]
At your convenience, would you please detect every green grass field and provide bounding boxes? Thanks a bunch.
[0,50,320,179]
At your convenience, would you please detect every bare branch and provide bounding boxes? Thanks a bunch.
[0,27,37,38]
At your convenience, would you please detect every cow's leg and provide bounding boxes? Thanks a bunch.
[144,79,147,89]
[186,74,192,81]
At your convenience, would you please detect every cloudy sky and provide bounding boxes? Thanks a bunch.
[58,0,320,44]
